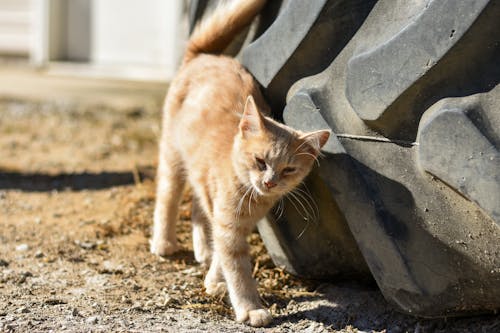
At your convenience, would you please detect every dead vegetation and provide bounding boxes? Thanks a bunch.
[1,98,499,332]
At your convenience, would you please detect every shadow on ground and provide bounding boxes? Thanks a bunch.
[0,168,155,192]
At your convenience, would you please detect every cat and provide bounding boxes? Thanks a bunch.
[150,0,330,327]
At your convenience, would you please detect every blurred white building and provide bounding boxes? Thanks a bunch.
[0,0,186,81]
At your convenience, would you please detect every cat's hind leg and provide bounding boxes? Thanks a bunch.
[192,197,212,266]
[151,140,185,257]
[204,252,226,296]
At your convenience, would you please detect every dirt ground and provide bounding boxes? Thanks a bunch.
[0,85,499,332]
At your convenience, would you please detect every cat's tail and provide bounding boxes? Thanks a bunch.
[183,0,267,64]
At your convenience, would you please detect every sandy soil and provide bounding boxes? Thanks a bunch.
[0,96,499,333]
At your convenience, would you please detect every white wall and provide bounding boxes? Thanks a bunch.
[0,0,32,55]
[92,0,183,72]
[0,0,186,81]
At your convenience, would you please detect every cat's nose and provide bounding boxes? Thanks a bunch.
[264,181,277,189]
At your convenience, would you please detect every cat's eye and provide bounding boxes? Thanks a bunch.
[255,157,267,171]
[282,167,296,175]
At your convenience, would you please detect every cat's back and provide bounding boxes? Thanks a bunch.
[168,54,263,140]
[185,54,249,78]
[165,54,261,163]
[180,54,258,110]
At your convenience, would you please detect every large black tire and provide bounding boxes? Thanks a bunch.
[190,0,500,317]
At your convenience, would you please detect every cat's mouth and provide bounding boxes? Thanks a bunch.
[250,180,267,196]
[253,183,280,197]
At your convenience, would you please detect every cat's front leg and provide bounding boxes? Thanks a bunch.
[212,219,272,327]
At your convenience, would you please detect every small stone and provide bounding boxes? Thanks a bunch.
[181,267,196,275]
[181,267,203,278]
[269,303,278,315]
[17,271,33,284]
[44,299,65,305]
[16,244,30,252]
[17,307,30,314]
[71,308,80,317]
[304,322,322,333]
[34,250,44,258]
[100,260,124,274]
[85,316,99,324]
[121,295,132,304]
[75,240,96,250]
[5,324,16,331]
[0,259,9,267]
[162,296,173,306]
[79,219,96,226]
[131,303,143,311]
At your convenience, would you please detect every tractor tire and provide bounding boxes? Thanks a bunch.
[189,0,500,317]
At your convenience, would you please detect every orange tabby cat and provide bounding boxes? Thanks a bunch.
[151,0,330,327]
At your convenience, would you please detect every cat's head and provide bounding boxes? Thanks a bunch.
[233,96,330,197]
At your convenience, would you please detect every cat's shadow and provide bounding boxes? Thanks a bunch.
[168,250,198,266]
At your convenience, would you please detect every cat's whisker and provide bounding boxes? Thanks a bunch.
[294,185,320,222]
[293,140,311,154]
[273,201,279,214]
[302,184,320,221]
[236,195,242,216]
[290,187,317,239]
[278,198,285,220]
[248,187,255,216]
[294,152,320,167]
[290,188,315,220]
[237,185,253,218]
[296,218,311,240]
[274,198,284,221]
[288,191,313,222]
[292,188,315,218]
[284,193,306,220]
[292,189,318,222]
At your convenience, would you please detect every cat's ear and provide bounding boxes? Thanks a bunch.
[299,130,330,156]
[239,95,265,138]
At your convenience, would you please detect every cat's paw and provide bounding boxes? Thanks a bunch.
[204,281,227,296]
[193,245,212,267]
[236,308,272,327]
[150,238,180,257]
